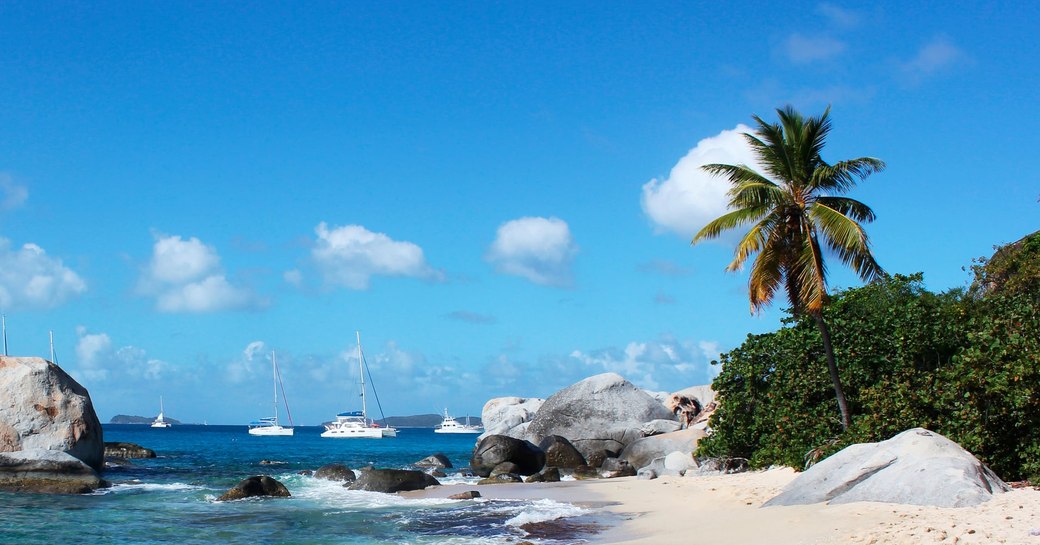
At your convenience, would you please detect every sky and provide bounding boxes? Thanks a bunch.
[1,2,1037,425]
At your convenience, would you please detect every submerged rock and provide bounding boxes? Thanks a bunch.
[347,468,440,493]
[217,475,291,501]
[765,428,1010,508]
[104,442,156,459]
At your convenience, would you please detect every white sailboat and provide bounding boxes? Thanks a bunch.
[248,352,294,436]
[321,331,398,439]
[434,408,483,434]
[151,397,172,428]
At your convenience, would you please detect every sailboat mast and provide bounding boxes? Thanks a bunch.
[2,314,8,356]
[357,331,367,422]
[272,351,279,425]
[49,330,55,363]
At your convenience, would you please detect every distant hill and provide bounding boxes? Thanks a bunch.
[110,414,183,425]
[381,413,483,428]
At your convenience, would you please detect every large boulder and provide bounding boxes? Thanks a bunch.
[620,428,706,470]
[525,373,675,459]
[314,463,356,482]
[479,397,544,439]
[0,357,104,471]
[0,448,107,494]
[470,434,546,477]
[414,453,452,469]
[765,428,1010,508]
[217,475,291,501]
[538,435,586,468]
[347,468,440,493]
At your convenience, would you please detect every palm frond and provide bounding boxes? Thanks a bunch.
[692,207,768,244]
[810,201,885,282]
[815,196,876,224]
[811,157,885,194]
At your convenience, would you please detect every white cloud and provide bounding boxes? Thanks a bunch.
[311,223,441,290]
[817,3,861,27]
[74,327,112,381]
[71,327,168,383]
[641,124,760,239]
[899,36,965,83]
[486,216,578,287]
[139,234,263,313]
[569,335,716,392]
[0,174,28,211]
[783,33,847,64]
[0,238,86,310]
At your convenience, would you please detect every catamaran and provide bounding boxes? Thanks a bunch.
[434,408,483,434]
[248,351,294,436]
[151,396,171,428]
[321,331,397,438]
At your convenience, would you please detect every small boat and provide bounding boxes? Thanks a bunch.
[434,408,483,434]
[151,397,172,428]
[321,332,398,439]
[248,352,294,436]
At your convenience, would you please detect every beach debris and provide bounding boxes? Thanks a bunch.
[104,442,156,459]
[216,475,290,501]
[538,435,586,469]
[414,453,452,469]
[347,468,440,493]
[764,428,1010,508]
[314,463,356,482]
[0,356,105,472]
[470,434,546,477]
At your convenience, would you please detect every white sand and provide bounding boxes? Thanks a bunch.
[408,469,1040,544]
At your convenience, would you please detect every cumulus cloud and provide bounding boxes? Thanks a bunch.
[310,223,442,290]
[72,327,168,383]
[569,335,716,391]
[486,216,578,287]
[782,33,847,64]
[899,36,965,83]
[0,238,86,310]
[139,234,263,313]
[0,174,28,211]
[641,124,760,239]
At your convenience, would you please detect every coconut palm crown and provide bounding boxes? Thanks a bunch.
[693,105,885,429]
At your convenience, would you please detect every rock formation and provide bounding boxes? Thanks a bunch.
[0,449,107,493]
[414,453,452,469]
[765,428,1010,508]
[479,396,544,439]
[347,468,440,493]
[524,373,675,459]
[217,475,291,501]
[620,427,706,470]
[104,442,156,459]
[470,434,546,477]
[314,463,356,482]
[0,356,104,471]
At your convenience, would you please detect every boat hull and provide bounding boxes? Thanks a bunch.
[434,427,481,434]
[320,426,384,438]
[248,426,294,436]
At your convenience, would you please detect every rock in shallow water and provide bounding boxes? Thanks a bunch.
[347,468,440,493]
[217,475,291,501]
[0,448,107,494]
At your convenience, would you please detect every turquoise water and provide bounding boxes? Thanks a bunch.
[0,425,596,545]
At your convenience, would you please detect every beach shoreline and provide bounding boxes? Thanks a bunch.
[405,468,1040,544]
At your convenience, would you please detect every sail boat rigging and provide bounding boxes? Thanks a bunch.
[151,396,171,428]
[248,351,294,436]
[321,331,397,438]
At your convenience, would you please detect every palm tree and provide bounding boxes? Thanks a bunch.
[692,105,885,430]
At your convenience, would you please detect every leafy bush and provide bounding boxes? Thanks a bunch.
[697,238,1040,482]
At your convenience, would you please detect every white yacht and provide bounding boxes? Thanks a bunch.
[321,331,398,439]
[151,397,172,428]
[248,352,294,436]
[434,408,483,434]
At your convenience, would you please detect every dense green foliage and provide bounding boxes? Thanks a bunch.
[698,233,1040,481]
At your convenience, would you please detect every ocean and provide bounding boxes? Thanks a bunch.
[1,424,602,545]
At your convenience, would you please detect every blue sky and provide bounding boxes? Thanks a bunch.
[1,2,1036,425]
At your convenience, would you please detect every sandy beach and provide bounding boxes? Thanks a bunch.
[408,469,1040,544]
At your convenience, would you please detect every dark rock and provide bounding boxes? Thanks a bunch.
[490,462,522,476]
[600,458,636,478]
[314,463,356,482]
[347,468,440,493]
[216,475,290,501]
[525,467,561,483]
[298,470,314,476]
[572,465,601,480]
[478,473,523,485]
[470,435,546,477]
[415,453,452,469]
[431,470,447,478]
[448,490,481,499]
[104,442,156,459]
[0,449,107,494]
[585,449,617,469]
[538,436,586,468]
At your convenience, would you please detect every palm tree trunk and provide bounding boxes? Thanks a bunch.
[813,312,851,430]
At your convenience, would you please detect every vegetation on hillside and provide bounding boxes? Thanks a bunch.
[697,231,1040,481]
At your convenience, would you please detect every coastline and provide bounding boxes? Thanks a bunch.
[406,468,1040,544]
